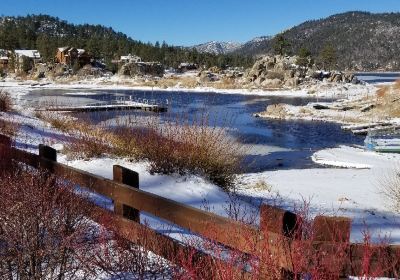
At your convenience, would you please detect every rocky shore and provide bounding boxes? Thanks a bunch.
[255,81,400,125]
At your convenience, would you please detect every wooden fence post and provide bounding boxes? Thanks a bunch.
[113,165,140,223]
[0,134,11,147]
[38,144,57,171]
[39,144,57,161]
[259,204,301,279]
[0,134,12,169]
[260,204,300,238]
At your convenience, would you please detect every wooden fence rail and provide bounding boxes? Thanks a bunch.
[0,135,399,279]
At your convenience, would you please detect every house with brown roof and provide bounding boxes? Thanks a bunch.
[55,47,92,66]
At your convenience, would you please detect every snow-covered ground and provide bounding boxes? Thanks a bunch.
[1,82,399,246]
[238,145,400,243]
[0,77,375,100]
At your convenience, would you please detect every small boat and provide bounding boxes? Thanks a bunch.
[364,131,400,153]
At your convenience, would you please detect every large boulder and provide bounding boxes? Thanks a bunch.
[246,55,302,87]
[119,62,164,77]
[247,55,360,88]
[285,77,300,87]
[261,78,282,88]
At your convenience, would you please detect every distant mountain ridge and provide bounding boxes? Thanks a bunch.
[0,14,253,69]
[191,36,273,55]
[233,11,400,70]
[192,41,243,55]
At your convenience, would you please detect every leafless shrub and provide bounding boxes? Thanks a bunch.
[0,90,12,112]
[87,219,171,280]
[0,118,19,137]
[122,112,245,188]
[37,111,245,188]
[36,111,77,133]
[0,167,100,279]
[381,169,400,213]
[64,132,112,160]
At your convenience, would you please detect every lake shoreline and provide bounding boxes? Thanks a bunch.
[1,78,376,100]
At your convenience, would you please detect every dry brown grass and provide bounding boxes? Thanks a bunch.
[372,80,400,118]
[140,76,199,89]
[0,90,12,112]
[0,118,19,137]
[129,114,245,188]
[205,77,241,90]
[393,79,400,91]
[37,111,245,188]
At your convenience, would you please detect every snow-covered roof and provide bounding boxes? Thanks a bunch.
[0,49,10,57]
[120,54,141,61]
[58,47,69,52]
[179,62,196,67]
[15,50,41,59]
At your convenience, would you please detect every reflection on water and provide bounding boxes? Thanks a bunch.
[25,89,364,173]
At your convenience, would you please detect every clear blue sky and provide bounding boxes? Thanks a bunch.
[1,0,400,46]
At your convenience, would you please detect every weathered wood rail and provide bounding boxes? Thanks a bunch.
[0,134,399,279]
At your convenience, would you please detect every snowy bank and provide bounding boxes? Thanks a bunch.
[1,78,375,100]
[238,145,400,243]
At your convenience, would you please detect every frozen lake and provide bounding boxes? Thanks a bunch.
[24,88,364,172]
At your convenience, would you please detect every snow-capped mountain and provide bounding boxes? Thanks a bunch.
[233,36,273,56]
[192,41,243,55]
[192,37,273,56]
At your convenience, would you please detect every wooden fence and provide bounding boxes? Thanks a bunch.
[0,134,399,279]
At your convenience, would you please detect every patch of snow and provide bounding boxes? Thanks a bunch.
[238,145,400,244]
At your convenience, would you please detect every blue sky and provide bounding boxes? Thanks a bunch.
[1,0,400,46]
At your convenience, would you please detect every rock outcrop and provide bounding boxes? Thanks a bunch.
[245,55,360,88]
[119,62,164,77]
[246,55,300,88]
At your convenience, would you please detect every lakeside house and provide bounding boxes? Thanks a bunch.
[55,47,92,66]
[14,50,41,73]
[112,53,164,77]
[120,54,142,64]
[0,49,11,70]
[178,62,198,73]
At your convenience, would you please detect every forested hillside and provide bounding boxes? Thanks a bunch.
[0,15,253,70]
[234,11,400,71]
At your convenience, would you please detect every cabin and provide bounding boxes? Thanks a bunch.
[55,47,92,66]
[14,50,41,73]
[178,62,198,73]
[120,54,142,64]
[56,47,78,65]
[0,49,10,70]
[77,49,91,66]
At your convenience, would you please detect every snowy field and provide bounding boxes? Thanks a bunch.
[1,82,399,247]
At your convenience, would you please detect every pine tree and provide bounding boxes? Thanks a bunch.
[319,44,337,71]
[273,34,291,56]
[296,47,312,75]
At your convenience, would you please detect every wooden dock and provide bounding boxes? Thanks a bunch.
[39,101,168,113]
